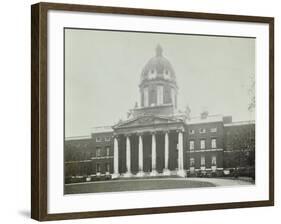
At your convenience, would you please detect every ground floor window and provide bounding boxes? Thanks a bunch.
[96,163,101,173]
[106,163,110,172]
[212,156,217,166]
[201,156,205,166]
[190,158,195,167]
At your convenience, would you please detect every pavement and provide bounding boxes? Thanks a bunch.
[186,177,255,186]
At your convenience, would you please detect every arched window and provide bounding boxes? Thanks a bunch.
[163,86,172,104]
[149,87,157,106]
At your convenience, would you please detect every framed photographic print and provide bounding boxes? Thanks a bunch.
[31,2,274,221]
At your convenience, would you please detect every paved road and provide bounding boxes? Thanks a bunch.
[186,177,254,186]
[64,177,253,194]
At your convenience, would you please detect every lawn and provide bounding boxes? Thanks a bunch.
[64,178,216,194]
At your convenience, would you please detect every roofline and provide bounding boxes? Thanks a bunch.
[65,135,91,141]
[132,103,174,111]
[186,114,224,125]
[224,120,255,127]
[113,114,184,129]
[91,126,114,134]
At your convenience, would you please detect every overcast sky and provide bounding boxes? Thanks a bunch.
[65,29,255,137]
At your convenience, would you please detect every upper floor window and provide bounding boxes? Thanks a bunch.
[96,137,102,142]
[96,147,101,157]
[106,147,110,156]
[189,129,195,134]
[105,136,111,142]
[201,156,205,166]
[200,139,206,149]
[211,138,217,149]
[190,158,195,167]
[199,128,206,134]
[189,140,195,151]
[210,127,217,133]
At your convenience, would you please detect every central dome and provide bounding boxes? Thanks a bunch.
[140,45,176,84]
[138,45,178,110]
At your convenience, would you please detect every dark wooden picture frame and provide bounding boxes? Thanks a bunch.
[31,2,274,221]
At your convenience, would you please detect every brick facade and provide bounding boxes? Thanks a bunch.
[65,119,255,181]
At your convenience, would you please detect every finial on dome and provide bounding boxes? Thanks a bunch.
[155,44,163,56]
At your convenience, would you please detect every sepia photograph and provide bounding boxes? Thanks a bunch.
[64,28,256,195]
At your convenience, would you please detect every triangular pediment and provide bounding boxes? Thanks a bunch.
[114,115,180,129]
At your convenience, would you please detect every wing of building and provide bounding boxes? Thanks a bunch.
[65,45,255,183]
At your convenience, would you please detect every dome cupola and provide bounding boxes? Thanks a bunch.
[140,45,177,84]
[139,45,178,109]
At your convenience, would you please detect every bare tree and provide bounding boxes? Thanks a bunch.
[248,74,255,112]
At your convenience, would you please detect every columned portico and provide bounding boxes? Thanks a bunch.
[113,126,186,178]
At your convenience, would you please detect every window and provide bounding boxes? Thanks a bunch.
[149,70,156,79]
[149,88,157,106]
[164,70,170,80]
[199,128,206,133]
[106,147,110,156]
[96,147,101,157]
[190,158,195,166]
[157,85,164,105]
[189,140,195,151]
[210,127,217,133]
[189,129,195,134]
[106,163,110,172]
[143,87,149,107]
[200,139,206,149]
[96,137,102,142]
[211,138,217,148]
[201,156,205,166]
[211,156,217,166]
[164,86,171,104]
[105,136,111,142]
[96,163,101,173]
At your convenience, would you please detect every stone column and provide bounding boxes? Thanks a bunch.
[112,136,119,179]
[137,134,144,177]
[124,135,132,177]
[151,132,158,176]
[177,130,185,177]
[163,131,171,175]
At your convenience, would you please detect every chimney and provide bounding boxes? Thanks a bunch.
[223,116,232,124]
[200,110,208,119]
